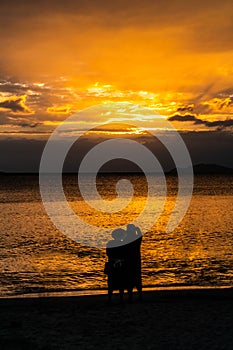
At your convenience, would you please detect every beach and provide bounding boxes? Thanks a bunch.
[0,288,232,350]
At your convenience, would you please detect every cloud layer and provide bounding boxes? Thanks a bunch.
[169,114,233,131]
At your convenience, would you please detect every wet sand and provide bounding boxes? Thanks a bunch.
[0,288,232,350]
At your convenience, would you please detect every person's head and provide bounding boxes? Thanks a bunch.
[112,228,126,241]
[126,224,137,241]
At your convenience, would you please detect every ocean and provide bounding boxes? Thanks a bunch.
[0,174,232,296]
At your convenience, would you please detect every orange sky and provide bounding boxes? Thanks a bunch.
[0,0,233,138]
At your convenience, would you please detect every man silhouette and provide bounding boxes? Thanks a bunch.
[124,224,142,301]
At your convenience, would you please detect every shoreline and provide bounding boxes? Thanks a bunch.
[0,285,232,299]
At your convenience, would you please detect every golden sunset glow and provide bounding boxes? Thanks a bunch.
[0,0,232,142]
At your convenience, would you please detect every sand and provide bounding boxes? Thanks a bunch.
[0,288,232,350]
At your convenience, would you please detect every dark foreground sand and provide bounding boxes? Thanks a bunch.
[0,288,232,350]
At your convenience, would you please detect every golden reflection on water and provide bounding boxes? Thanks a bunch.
[67,174,148,228]
[67,174,178,230]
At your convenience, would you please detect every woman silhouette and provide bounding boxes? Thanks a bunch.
[105,228,127,302]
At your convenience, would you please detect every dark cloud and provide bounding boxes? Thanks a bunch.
[0,79,52,94]
[0,111,10,125]
[216,87,233,98]
[0,108,41,128]
[17,122,41,128]
[0,96,30,113]
[0,79,81,118]
[0,130,48,134]
[177,106,194,113]
[205,119,233,129]
[169,114,233,130]
[176,90,233,116]
[0,80,29,94]
[169,114,203,124]
[218,97,233,109]
[0,118,42,128]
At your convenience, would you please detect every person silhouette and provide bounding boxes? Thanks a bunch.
[105,228,127,302]
[105,225,143,303]
[124,224,143,301]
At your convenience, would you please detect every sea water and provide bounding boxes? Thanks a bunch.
[0,174,232,296]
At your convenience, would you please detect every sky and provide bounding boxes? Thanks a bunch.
[0,0,233,171]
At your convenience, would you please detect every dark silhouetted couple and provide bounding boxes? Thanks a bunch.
[105,224,142,303]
